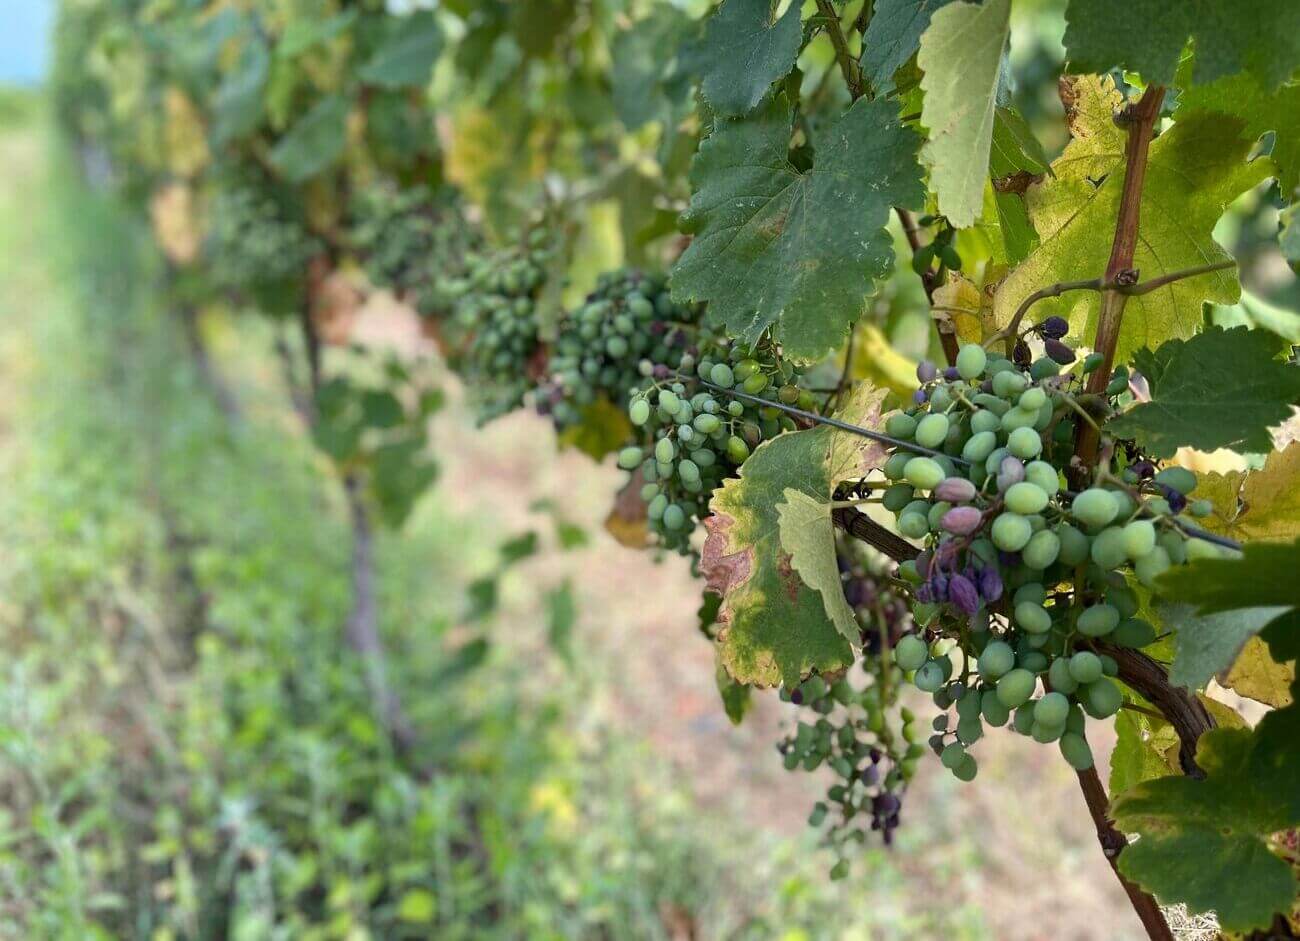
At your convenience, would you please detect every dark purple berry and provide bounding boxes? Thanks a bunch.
[949,574,980,614]
[977,566,1003,603]
[1041,316,1069,340]
[1132,459,1155,480]
[913,388,928,405]
[790,688,804,705]
[1045,338,1076,365]
[917,360,938,383]
[943,366,961,381]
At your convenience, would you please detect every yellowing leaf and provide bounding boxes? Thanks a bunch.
[1223,636,1295,708]
[992,78,1270,360]
[778,490,858,645]
[931,272,994,345]
[1194,443,1300,543]
[851,323,919,398]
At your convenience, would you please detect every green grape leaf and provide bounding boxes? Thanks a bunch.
[1158,602,1289,692]
[990,106,1050,178]
[1282,204,1300,264]
[716,651,753,725]
[371,436,438,528]
[1110,709,1181,796]
[777,490,858,644]
[358,11,443,89]
[1062,0,1300,89]
[269,94,349,182]
[916,0,1011,228]
[1179,71,1300,197]
[1107,327,1300,457]
[610,6,694,131]
[859,0,955,90]
[545,581,576,663]
[278,10,357,58]
[509,0,576,58]
[698,0,802,117]
[212,34,269,144]
[1113,702,1300,931]
[1190,445,1300,544]
[672,95,923,360]
[992,83,1270,361]
[702,384,889,686]
[1157,539,1300,613]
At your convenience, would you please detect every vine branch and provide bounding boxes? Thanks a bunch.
[814,0,864,99]
[897,207,961,366]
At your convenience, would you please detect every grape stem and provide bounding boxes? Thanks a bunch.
[897,207,961,366]
[814,0,865,100]
[987,259,1236,355]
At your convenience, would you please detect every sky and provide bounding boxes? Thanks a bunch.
[0,0,54,85]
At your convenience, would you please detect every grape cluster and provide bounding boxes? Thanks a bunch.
[204,165,320,309]
[877,323,1226,780]
[540,268,699,429]
[453,232,552,420]
[349,184,480,317]
[616,337,811,552]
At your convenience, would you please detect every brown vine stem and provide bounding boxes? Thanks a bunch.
[1073,84,1166,469]
[815,0,864,99]
[1077,766,1177,941]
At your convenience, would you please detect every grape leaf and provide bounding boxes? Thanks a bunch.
[672,95,923,360]
[1107,327,1300,458]
[1158,602,1288,692]
[269,94,349,182]
[358,11,443,89]
[859,0,955,90]
[702,383,888,686]
[1178,71,1300,197]
[1282,204,1300,264]
[1110,709,1181,796]
[992,84,1271,362]
[1113,702,1300,931]
[1062,0,1300,89]
[716,652,753,725]
[698,0,802,117]
[212,34,269,144]
[777,490,859,644]
[989,106,1050,179]
[916,0,1010,229]
[1223,636,1295,707]
[1189,445,1300,544]
[610,6,694,131]
[1157,538,1300,613]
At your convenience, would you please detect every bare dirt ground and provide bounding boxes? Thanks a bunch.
[347,296,1144,941]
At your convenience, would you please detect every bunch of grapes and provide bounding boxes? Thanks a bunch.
[615,336,812,552]
[539,268,699,429]
[204,164,321,309]
[348,184,481,317]
[876,319,1227,781]
[453,231,552,420]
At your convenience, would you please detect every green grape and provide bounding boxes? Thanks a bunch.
[914,660,947,692]
[995,668,1036,708]
[887,413,918,438]
[662,504,686,531]
[1019,386,1047,411]
[883,452,912,479]
[1006,426,1042,459]
[980,690,1011,726]
[1024,461,1061,495]
[618,446,643,470]
[1154,466,1197,495]
[952,754,978,781]
[710,363,735,387]
[1023,530,1061,569]
[1005,481,1049,515]
[1059,732,1094,770]
[1081,678,1122,718]
[1047,657,1079,694]
[914,413,950,449]
[1134,547,1172,586]
[1055,523,1090,565]
[1034,692,1070,727]
[1112,618,1156,648]
[991,513,1033,551]
[956,344,987,380]
[1122,520,1157,559]
[1071,488,1119,529]
[883,484,916,513]
[1089,526,1128,570]
[962,430,998,462]
[895,634,929,671]
[1015,601,1052,634]
[904,457,945,490]
[1077,603,1119,637]
[1068,651,1103,684]
[629,398,651,425]
[940,742,967,770]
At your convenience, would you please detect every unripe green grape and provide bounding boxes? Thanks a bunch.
[895,634,929,671]
[1029,358,1060,381]
[640,483,660,501]
[1005,481,1050,515]
[952,753,978,781]
[1068,651,1103,684]
[913,660,946,692]
[882,484,916,513]
[1106,584,1139,619]
[629,398,651,425]
[618,446,644,470]
[1135,546,1172,586]
[1000,407,1038,433]
[992,513,1033,551]
[659,389,681,415]
[742,371,769,394]
[1159,530,1188,565]
[961,430,997,463]
[1154,466,1197,495]
[1059,732,1094,770]
[1101,654,1119,677]
[1014,583,1047,606]
[978,640,1015,679]
[1112,618,1156,648]
[940,742,967,770]
[691,449,716,468]
[956,343,987,379]
[678,459,700,483]
[883,452,912,479]
[647,493,668,520]
[727,400,744,417]
[654,437,676,463]
[887,413,918,439]
[992,370,1028,397]
[981,690,1011,726]
[1119,520,1155,559]
[915,413,950,449]
[975,393,1010,416]
[1015,601,1052,634]
[1144,496,1172,517]
[1031,720,1064,743]
[904,456,945,490]
[1189,499,1213,517]
[694,413,721,435]
[1090,526,1128,570]
[1186,537,1227,561]
[996,668,1036,708]
[1007,426,1042,459]
[898,512,929,539]
[662,504,687,530]
[899,560,922,583]
[1024,461,1061,495]
[726,436,750,463]
[957,717,983,745]
[1082,677,1122,718]
[926,501,952,532]
[1019,386,1048,411]
[1072,488,1119,529]
[1019,651,1049,673]
[1078,603,1119,637]
[1012,702,1036,735]
[1023,529,1062,569]
[970,409,1001,434]
[984,447,1011,475]
[1034,692,1070,727]
[1048,657,1079,694]
[1065,705,1087,735]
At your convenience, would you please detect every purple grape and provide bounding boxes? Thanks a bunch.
[1045,338,1076,365]
[935,477,978,503]
[1160,486,1188,514]
[1041,316,1069,340]
[912,388,928,405]
[941,505,983,535]
[977,566,1003,602]
[943,366,961,381]
[1132,459,1155,480]
[861,766,879,786]
[930,573,950,602]
[948,574,980,614]
[917,360,938,383]
[997,456,1025,491]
